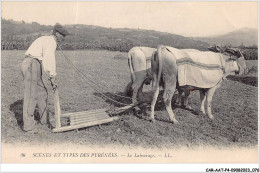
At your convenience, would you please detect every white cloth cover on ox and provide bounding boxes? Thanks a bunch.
[166,46,225,88]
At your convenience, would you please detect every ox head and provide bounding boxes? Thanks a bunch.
[225,48,248,75]
[208,45,225,53]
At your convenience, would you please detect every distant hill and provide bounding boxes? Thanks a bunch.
[1,18,210,51]
[194,28,258,47]
[1,19,52,36]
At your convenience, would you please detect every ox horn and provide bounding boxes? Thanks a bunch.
[238,49,244,57]
[226,48,236,55]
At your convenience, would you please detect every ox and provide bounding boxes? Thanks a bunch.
[124,47,157,104]
[125,46,199,105]
[150,45,247,123]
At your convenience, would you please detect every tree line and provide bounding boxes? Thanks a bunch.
[1,40,135,52]
[1,40,258,60]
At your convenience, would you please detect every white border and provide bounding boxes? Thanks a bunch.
[1,1,259,172]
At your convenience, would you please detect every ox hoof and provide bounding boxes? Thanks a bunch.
[200,110,206,115]
[148,117,155,123]
[171,119,179,124]
[133,106,141,113]
[175,101,181,106]
[185,105,192,110]
[134,106,141,111]
[208,115,214,119]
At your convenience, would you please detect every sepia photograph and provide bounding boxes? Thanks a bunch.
[1,1,259,172]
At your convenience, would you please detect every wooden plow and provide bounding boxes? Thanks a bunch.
[51,89,136,133]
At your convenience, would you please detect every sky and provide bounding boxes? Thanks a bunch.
[1,1,258,37]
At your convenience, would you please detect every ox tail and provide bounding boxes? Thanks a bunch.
[150,45,164,120]
[124,51,135,96]
[128,51,135,83]
[151,45,164,90]
[156,45,164,88]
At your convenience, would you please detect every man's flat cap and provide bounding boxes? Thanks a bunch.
[54,23,70,36]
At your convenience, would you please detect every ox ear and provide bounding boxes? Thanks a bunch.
[208,46,215,52]
[216,45,224,52]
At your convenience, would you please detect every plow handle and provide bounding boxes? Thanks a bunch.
[54,88,61,128]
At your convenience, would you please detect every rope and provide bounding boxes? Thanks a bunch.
[57,44,131,100]
[57,44,130,106]
[69,56,132,100]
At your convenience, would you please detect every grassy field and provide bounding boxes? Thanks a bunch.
[1,50,258,149]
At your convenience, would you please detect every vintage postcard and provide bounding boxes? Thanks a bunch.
[1,1,258,172]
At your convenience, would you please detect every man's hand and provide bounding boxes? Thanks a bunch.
[48,76,58,91]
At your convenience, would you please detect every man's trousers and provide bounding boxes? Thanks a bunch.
[21,57,49,131]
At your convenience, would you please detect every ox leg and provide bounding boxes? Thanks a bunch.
[131,78,144,104]
[175,88,183,106]
[124,81,133,97]
[150,74,159,122]
[135,82,146,111]
[199,90,206,114]
[206,82,222,119]
[206,87,218,119]
[137,82,145,101]
[163,80,178,124]
[183,89,192,110]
